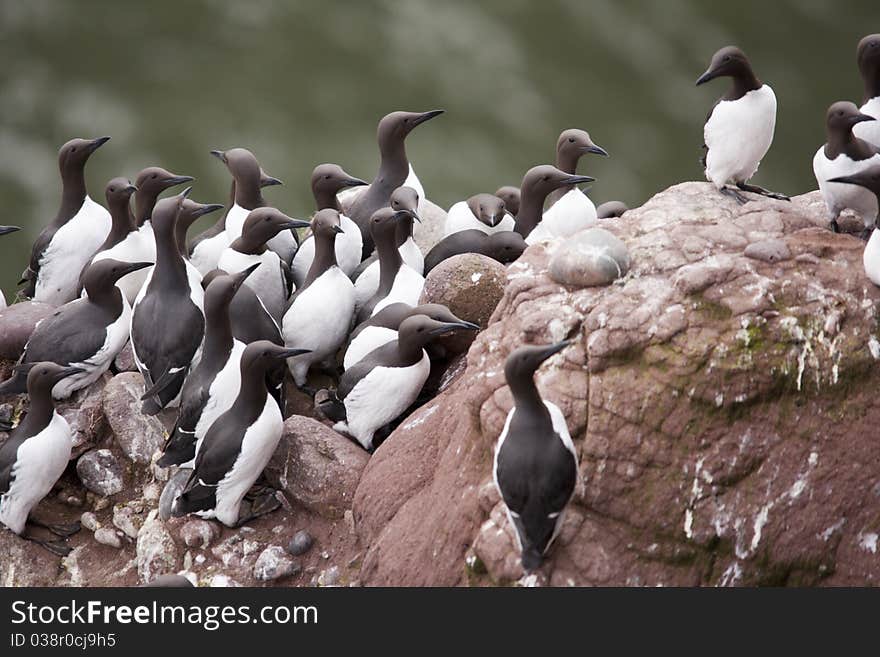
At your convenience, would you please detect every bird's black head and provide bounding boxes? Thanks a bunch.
[695,46,757,86]
[241,340,311,375]
[825,101,875,138]
[104,176,137,208]
[240,207,310,247]
[494,186,521,217]
[398,314,479,350]
[58,136,110,174]
[311,208,345,241]
[488,231,527,263]
[556,128,609,169]
[83,258,152,295]
[311,163,366,201]
[377,110,445,147]
[857,34,880,87]
[467,193,507,228]
[204,264,259,313]
[390,186,421,220]
[504,341,572,386]
[25,361,86,396]
[521,165,594,203]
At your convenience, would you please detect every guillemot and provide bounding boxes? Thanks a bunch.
[282,209,354,391]
[0,362,84,555]
[493,341,578,572]
[444,193,514,237]
[0,259,151,399]
[21,136,112,306]
[216,208,311,323]
[171,341,310,527]
[131,190,206,415]
[316,315,476,451]
[346,110,444,257]
[853,34,880,147]
[290,164,368,286]
[696,45,788,204]
[494,186,521,217]
[424,229,526,274]
[513,165,594,240]
[158,265,258,468]
[813,101,880,237]
[828,165,880,285]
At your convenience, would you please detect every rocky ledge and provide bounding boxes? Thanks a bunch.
[2,182,878,587]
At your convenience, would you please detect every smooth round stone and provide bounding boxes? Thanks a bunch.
[76,449,124,497]
[287,530,314,556]
[549,227,630,287]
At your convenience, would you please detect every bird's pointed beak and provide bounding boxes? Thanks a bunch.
[58,366,86,378]
[88,136,111,152]
[581,144,609,157]
[343,177,369,188]
[210,150,227,163]
[166,175,195,188]
[828,174,863,186]
[536,339,572,362]
[413,109,445,127]
[124,183,138,194]
[260,174,283,187]
[852,113,877,125]
[563,174,595,186]
[332,224,345,234]
[0,225,21,236]
[695,67,718,86]
[429,320,478,336]
[281,218,312,230]
[179,186,193,199]
[193,203,224,218]
[122,261,153,276]
[276,347,312,359]
[232,262,261,287]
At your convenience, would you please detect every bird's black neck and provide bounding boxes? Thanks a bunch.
[514,190,546,238]
[301,232,337,291]
[57,166,87,224]
[203,303,235,365]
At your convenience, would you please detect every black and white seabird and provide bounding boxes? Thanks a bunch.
[79,177,138,290]
[158,265,258,468]
[696,46,788,205]
[317,315,476,451]
[290,164,368,286]
[353,186,424,304]
[343,302,477,370]
[596,200,629,219]
[513,165,595,240]
[813,101,880,237]
[189,167,281,276]
[131,190,206,415]
[533,129,608,244]
[95,166,193,304]
[494,186,521,218]
[424,229,526,274]
[444,193,513,237]
[201,269,282,347]
[355,207,425,322]
[210,148,297,264]
[828,165,880,285]
[0,226,21,309]
[171,341,310,527]
[21,136,111,305]
[282,209,354,389]
[0,259,152,399]
[0,362,84,555]
[346,110,444,257]
[493,341,578,572]
[853,34,880,147]
[217,208,311,323]
[175,198,224,260]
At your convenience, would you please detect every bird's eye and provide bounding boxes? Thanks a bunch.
[723,55,731,62]
[151,174,157,179]
[543,176,549,181]
[71,147,77,152]
[325,175,331,180]
[568,138,575,143]
[110,187,115,192]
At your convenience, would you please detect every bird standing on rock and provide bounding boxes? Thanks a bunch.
[696,46,788,205]
[531,129,608,243]
[444,193,513,237]
[131,190,206,415]
[0,259,152,399]
[316,315,478,451]
[513,165,594,240]
[853,34,880,147]
[828,165,880,285]
[0,362,84,556]
[290,164,368,285]
[345,110,444,257]
[283,209,354,391]
[21,137,112,305]
[493,341,578,572]
[216,208,311,323]
[424,229,526,274]
[158,265,259,468]
[171,341,310,527]
[813,102,880,237]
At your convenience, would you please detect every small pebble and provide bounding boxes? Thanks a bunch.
[318,566,340,586]
[94,527,122,549]
[80,511,100,533]
[253,546,301,581]
[287,530,314,556]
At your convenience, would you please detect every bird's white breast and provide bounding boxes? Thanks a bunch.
[193,339,246,460]
[854,97,880,147]
[371,265,425,316]
[864,229,880,287]
[813,148,880,225]
[0,412,72,534]
[224,204,250,242]
[190,231,230,277]
[291,214,363,285]
[704,84,777,188]
[533,188,598,243]
[283,267,355,362]
[36,196,112,305]
[343,325,398,370]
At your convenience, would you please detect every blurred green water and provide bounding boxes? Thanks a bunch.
[0,0,876,302]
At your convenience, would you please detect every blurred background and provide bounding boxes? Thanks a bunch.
[0,0,876,300]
